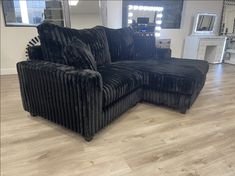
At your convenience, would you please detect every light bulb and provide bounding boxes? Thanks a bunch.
[128,12,133,17]
[139,6,144,11]
[69,0,79,6]
[156,20,162,25]
[133,5,138,10]
[159,7,164,12]
[155,33,160,37]
[128,5,133,10]
[155,26,161,31]
[157,13,163,18]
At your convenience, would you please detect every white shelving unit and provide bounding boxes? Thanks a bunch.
[224,49,235,64]
[223,36,235,65]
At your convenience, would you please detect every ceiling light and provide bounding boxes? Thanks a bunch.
[69,0,79,6]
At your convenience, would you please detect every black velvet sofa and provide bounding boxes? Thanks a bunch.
[17,23,209,141]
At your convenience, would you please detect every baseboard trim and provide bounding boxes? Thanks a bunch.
[0,68,17,75]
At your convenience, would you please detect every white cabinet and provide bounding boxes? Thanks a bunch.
[183,36,227,63]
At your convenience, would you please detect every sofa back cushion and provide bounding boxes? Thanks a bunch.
[104,27,135,62]
[133,34,156,60]
[37,22,111,66]
[64,38,97,70]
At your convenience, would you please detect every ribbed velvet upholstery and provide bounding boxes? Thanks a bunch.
[64,38,97,70]
[37,23,111,66]
[17,60,102,139]
[27,46,43,60]
[108,60,208,95]
[104,27,135,62]
[98,64,143,108]
[102,88,142,129]
[142,89,191,112]
[17,26,209,141]
[156,48,172,60]
[133,34,156,60]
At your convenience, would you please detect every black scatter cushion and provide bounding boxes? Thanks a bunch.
[64,38,97,71]
[37,22,111,66]
[133,34,156,60]
[104,27,135,62]
[77,26,111,66]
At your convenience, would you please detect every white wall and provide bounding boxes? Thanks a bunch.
[70,13,101,29]
[69,0,102,29]
[0,3,38,75]
[107,0,123,29]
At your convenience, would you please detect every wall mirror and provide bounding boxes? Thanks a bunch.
[196,14,216,32]
[193,13,217,35]
[220,0,235,35]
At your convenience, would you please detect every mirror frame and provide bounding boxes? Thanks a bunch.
[192,13,217,35]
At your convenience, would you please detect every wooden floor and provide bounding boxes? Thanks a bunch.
[1,64,235,176]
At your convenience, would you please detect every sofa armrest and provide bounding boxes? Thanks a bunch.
[155,48,172,60]
[17,60,102,140]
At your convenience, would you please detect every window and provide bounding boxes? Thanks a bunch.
[2,0,65,27]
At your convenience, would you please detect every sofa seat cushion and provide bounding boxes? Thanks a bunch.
[110,59,208,95]
[37,23,111,66]
[98,64,143,108]
[170,58,209,75]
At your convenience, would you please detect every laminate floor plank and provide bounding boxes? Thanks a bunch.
[1,64,235,176]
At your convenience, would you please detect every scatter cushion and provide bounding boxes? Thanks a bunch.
[64,38,97,70]
[104,27,135,62]
[37,22,111,66]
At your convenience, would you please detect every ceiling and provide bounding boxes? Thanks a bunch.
[69,0,100,14]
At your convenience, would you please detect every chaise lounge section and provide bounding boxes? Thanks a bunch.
[17,23,209,141]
